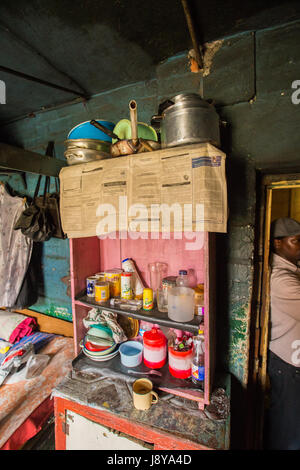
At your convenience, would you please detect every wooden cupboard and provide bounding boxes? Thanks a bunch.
[69,231,216,409]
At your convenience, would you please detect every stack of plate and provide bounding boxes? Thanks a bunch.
[82,340,119,361]
[80,325,119,362]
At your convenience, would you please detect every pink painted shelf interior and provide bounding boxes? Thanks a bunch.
[70,232,216,407]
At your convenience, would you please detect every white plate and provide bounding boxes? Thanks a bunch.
[83,343,117,357]
[83,348,119,361]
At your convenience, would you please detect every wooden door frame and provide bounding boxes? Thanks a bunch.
[253,172,300,448]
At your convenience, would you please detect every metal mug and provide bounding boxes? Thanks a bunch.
[132,378,158,410]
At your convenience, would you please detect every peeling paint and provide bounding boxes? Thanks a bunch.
[202,40,224,77]
[44,304,72,321]
[228,304,251,384]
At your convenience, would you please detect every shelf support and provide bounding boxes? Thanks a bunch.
[0,142,66,177]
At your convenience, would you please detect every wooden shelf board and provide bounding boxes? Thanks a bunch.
[75,292,202,334]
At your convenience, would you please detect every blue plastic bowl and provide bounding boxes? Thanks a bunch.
[67,120,115,142]
[119,340,143,368]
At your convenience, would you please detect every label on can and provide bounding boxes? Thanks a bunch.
[95,282,110,302]
[121,273,133,299]
[191,364,205,381]
[86,276,98,297]
[195,305,204,316]
[104,269,122,297]
[143,288,153,310]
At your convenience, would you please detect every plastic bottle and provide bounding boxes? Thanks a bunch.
[122,258,145,299]
[176,270,189,287]
[191,331,205,389]
[143,288,154,310]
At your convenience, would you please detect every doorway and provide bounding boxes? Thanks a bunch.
[252,172,300,449]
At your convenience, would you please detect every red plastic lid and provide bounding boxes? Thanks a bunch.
[168,346,193,357]
[143,327,166,345]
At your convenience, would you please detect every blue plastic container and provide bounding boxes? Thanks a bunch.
[67,120,115,142]
[119,340,143,368]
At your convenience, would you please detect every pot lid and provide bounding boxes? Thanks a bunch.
[172,93,208,104]
[162,276,177,285]
[162,93,212,115]
[143,327,166,344]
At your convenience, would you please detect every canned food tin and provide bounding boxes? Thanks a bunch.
[95,281,110,303]
[121,272,133,299]
[194,284,204,316]
[86,276,98,297]
[143,288,154,310]
[104,269,123,297]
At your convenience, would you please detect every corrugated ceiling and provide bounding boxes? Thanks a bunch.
[0,0,299,124]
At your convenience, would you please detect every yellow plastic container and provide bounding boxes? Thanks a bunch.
[143,288,154,311]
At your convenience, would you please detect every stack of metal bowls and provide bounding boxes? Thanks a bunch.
[64,120,115,165]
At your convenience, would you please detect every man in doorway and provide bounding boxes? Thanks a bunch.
[265,217,300,449]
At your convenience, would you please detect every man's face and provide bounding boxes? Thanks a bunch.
[274,234,300,264]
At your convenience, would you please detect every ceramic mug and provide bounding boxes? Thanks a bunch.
[132,378,158,410]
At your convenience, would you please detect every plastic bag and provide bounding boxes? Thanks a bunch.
[14,204,55,242]
[25,354,50,379]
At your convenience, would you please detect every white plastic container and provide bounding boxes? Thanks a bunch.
[122,258,145,299]
[168,287,195,322]
[121,272,133,299]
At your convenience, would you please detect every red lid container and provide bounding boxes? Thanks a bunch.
[168,346,193,379]
[143,327,166,346]
[143,327,167,369]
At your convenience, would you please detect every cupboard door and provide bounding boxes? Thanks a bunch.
[65,410,152,450]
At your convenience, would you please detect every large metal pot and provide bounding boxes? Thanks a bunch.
[64,139,110,165]
[159,93,220,148]
[65,139,111,152]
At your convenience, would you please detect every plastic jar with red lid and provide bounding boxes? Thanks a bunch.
[168,346,193,378]
[143,327,167,369]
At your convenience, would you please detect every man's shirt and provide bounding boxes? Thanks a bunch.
[270,253,300,366]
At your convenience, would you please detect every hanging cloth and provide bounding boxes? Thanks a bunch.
[0,184,33,307]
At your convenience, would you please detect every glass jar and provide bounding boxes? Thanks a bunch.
[157,287,168,312]
[161,276,177,307]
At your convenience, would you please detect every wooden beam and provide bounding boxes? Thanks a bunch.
[0,142,66,176]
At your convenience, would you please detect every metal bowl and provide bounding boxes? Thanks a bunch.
[64,139,111,152]
[64,147,110,165]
